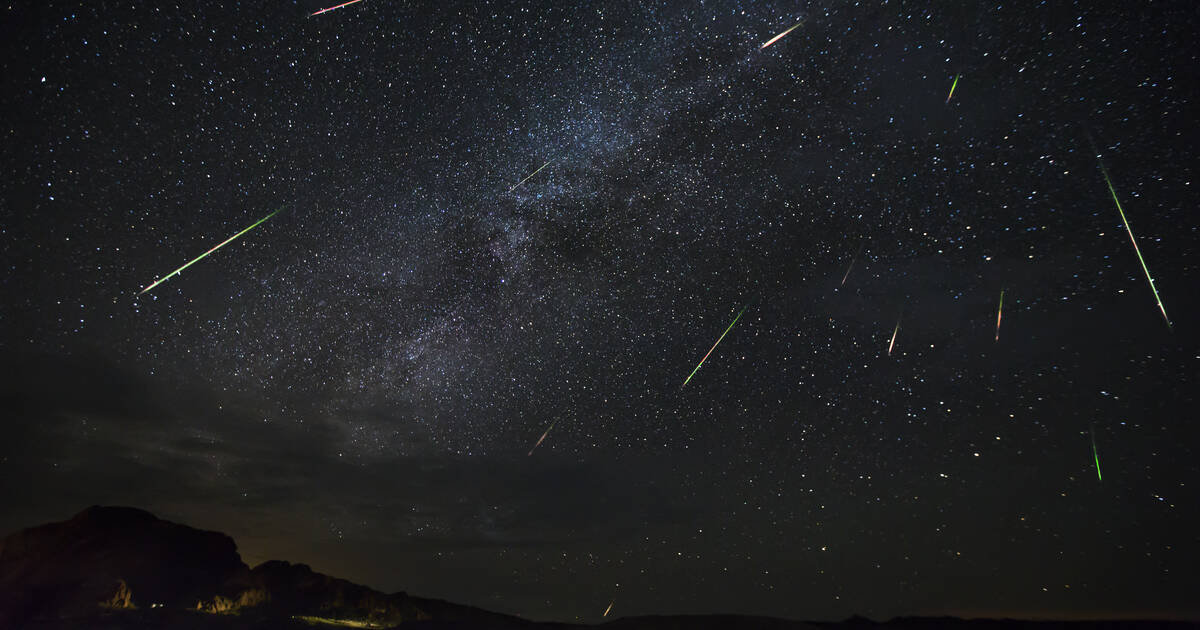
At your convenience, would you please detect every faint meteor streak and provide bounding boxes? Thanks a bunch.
[945,73,960,103]
[139,207,282,294]
[1096,157,1171,328]
[840,244,863,286]
[509,159,554,193]
[310,0,363,17]
[994,289,1004,342]
[1090,427,1102,482]
[527,419,558,456]
[603,601,614,617]
[682,306,746,387]
[887,319,900,356]
[760,21,803,49]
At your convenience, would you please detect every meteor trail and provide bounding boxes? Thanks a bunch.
[509,159,554,193]
[760,21,803,49]
[995,289,1004,342]
[946,73,960,103]
[887,319,900,356]
[310,0,363,17]
[682,306,746,387]
[603,601,614,617]
[841,244,863,287]
[1090,428,1102,482]
[139,207,282,295]
[1096,156,1171,328]
[527,419,558,456]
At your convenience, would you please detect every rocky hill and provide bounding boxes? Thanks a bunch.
[2,507,1197,630]
[0,506,532,628]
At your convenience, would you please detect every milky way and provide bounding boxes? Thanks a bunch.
[1,1,1197,623]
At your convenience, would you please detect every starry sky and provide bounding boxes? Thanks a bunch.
[1,0,1198,623]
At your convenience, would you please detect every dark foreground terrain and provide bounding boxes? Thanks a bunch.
[2,507,1195,630]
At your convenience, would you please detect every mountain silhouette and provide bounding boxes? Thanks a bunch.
[0,506,533,629]
[2,507,1196,629]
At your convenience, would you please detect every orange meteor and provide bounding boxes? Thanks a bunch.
[994,289,1004,342]
[527,419,557,456]
[887,320,900,356]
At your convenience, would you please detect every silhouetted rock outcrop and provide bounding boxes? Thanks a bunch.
[0,506,532,628]
[0,506,248,625]
[4,507,1198,629]
[213,559,431,625]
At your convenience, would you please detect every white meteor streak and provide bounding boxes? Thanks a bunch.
[760,21,803,49]
[310,0,363,17]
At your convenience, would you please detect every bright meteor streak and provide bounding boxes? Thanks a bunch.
[887,320,900,356]
[509,159,554,193]
[139,207,282,295]
[682,306,746,387]
[946,73,960,103]
[1090,428,1102,482]
[527,419,558,456]
[603,601,614,617]
[1097,159,1171,328]
[760,21,803,49]
[995,289,1004,342]
[310,0,363,17]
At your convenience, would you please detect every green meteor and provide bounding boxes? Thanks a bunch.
[509,159,554,193]
[1097,160,1171,328]
[945,73,960,103]
[682,306,746,387]
[1090,428,1102,482]
[139,207,283,294]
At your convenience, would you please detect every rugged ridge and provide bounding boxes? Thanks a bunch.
[0,506,248,623]
[0,506,530,628]
[3,507,1197,629]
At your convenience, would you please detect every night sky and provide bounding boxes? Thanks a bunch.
[2,0,1198,623]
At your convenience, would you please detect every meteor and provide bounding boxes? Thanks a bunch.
[760,21,803,50]
[682,306,746,387]
[994,289,1004,342]
[1096,157,1171,328]
[841,244,863,287]
[945,73,960,103]
[509,159,554,193]
[139,207,282,295]
[603,601,614,617]
[1090,427,1102,482]
[527,419,558,456]
[887,319,900,356]
[310,0,363,17]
